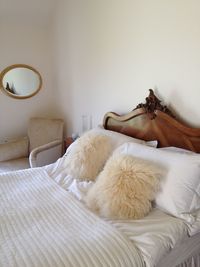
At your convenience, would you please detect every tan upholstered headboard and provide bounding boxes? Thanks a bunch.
[103,89,200,152]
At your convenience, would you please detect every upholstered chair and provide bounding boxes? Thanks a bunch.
[0,117,64,173]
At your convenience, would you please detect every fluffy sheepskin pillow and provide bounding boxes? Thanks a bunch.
[63,133,112,181]
[85,154,162,219]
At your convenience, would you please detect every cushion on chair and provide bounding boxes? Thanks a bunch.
[0,158,30,173]
[0,137,29,162]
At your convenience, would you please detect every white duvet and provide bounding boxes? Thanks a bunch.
[52,177,189,267]
[0,155,191,267]
[45,157,190,267]
[0,168,144,267]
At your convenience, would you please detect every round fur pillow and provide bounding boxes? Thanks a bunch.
[63,133,112,181]
[85,154,162,219]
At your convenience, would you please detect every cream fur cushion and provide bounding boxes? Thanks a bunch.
[85,154,161,219]
[64,133,112,181]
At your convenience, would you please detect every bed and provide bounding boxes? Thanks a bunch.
[0,89,200,267]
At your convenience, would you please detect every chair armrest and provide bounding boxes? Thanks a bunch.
[0,137,29,162]
[29,140,63,168]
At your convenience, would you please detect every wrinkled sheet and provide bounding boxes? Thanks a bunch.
[108,209,188,267]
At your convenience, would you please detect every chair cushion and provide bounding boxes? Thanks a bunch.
[0,137,29,162]
[0,158,30,174]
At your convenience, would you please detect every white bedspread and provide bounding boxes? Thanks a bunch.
[45,158,190,267]
[0,168,144,267]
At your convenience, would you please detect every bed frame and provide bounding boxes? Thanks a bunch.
[103,89,200,152]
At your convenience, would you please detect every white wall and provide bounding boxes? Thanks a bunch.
[0,21,57,142]
[53,0,200,136]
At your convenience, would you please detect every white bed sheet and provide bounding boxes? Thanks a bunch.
[72,185,199,267]
[46,158,200,267]
[157,231,200,267]
[106,209,188,267]
[187,208,200,236]
[66,180,199,267]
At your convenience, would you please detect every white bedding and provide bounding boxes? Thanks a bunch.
[157,232,200,267]
[0,168,143,267]
[45,157,199,267]
[66,182,198,267]
[108,209,188,267]
[1,157,199,267]
[57,175,189,267]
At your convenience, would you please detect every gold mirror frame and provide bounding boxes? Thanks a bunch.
[0,64,42,99]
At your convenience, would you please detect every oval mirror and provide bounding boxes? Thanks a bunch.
[0,64,42,99]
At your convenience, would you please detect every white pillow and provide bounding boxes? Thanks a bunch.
[87,127,147,149]
[66,128,157,156]
[114,142,200,223]
[146,140,158,147]
[160,146,200,236]
[160,146,195,154]
[63,128,156,182]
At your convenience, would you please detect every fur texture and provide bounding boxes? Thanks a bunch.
[64,133,112,181]
[85,154,162,219]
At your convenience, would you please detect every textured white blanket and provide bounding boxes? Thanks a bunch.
[0,168,144,267]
